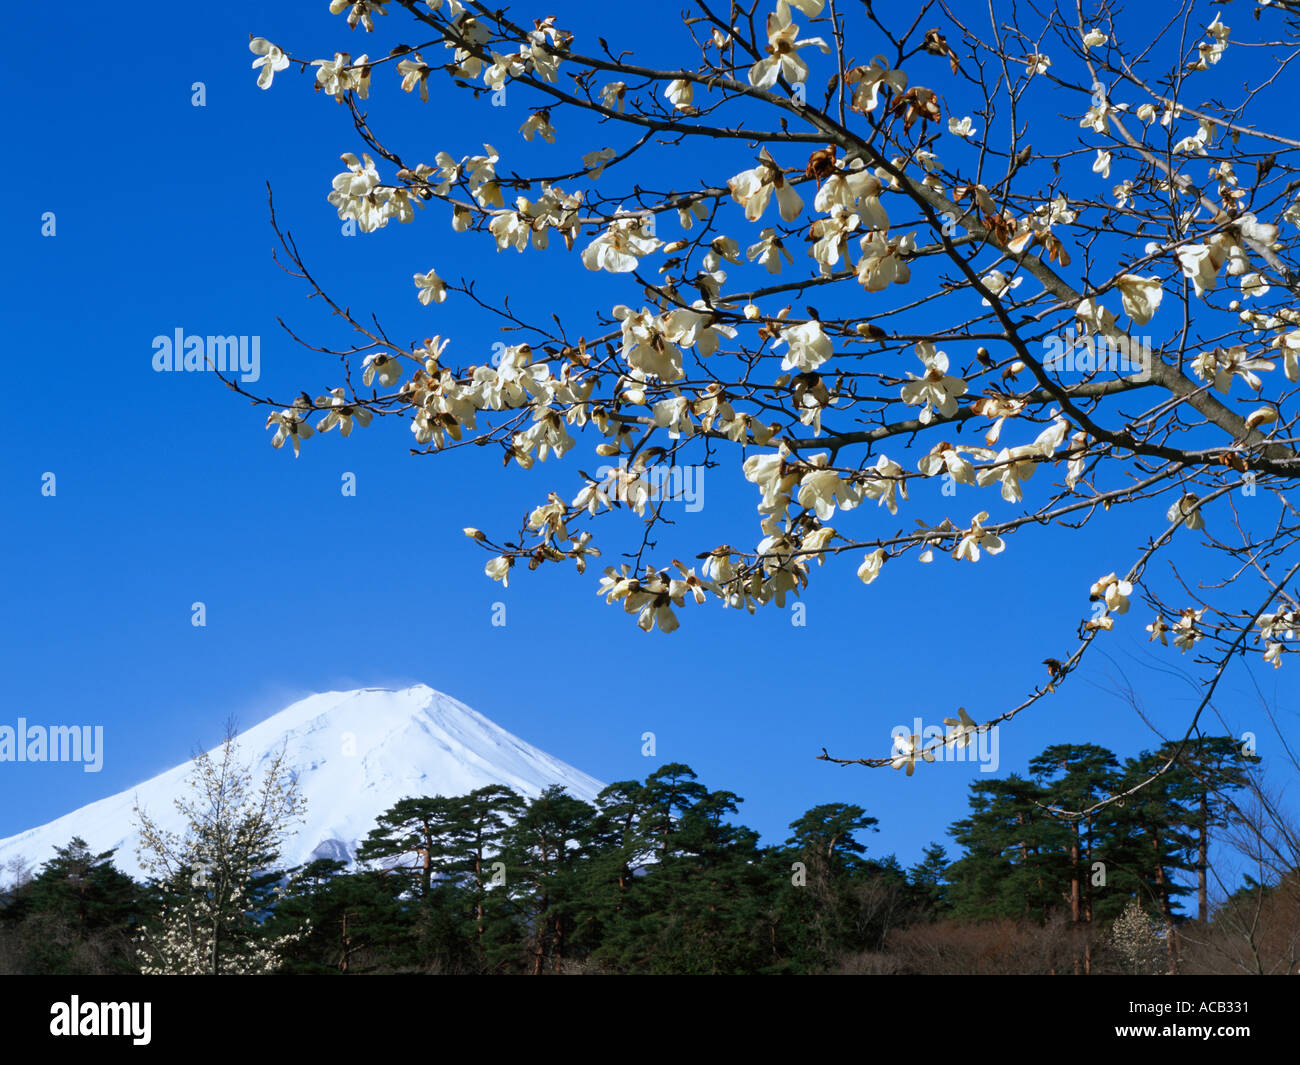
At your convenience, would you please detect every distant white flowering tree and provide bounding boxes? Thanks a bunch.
[239,0,1300,795]
[1110,897,1166,974]
[133,724,307,974]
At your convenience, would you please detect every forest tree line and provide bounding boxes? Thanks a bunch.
[1,736,1295,975]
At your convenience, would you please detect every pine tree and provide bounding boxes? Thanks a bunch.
[356,795,461,899]
[1029,744,1123,973]
[777,803,881,968]
[909,843,952,917]
[947,774,1067,922]
[13,838,145,974]
[499,784,596,974]
[442,785,524,964]
[269,859,412,973]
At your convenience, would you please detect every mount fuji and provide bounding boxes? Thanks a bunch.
[0,685,604,882]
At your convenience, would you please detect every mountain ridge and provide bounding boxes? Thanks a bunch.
[0,684,604,882]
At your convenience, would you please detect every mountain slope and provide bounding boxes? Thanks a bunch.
[0,685,604,882]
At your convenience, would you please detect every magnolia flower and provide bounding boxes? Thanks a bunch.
[862,454,907,514]
[1284,331,1300,383]
[604,569,693,634]
[519,112,557,143]
[1191,347,1274,393]
[663,78,694,112]
[327,152,392,233]
[1166,493,1205,531]
[1177,243,1219,297]
[1074,297,1116,335]
[313,52,370,100]
[778,0,825,15]
[776,320,833,372]
[943,707,978,750]
[1172,119,1215,155]
[488,209,531,252]
[316,388,372,436]
[976,445,1039,503]
[329,0,388,32]
[1147,615,1169,645]
[1171,608,1205,652]
[857,549,886,585]
[464,145,503,207]
[1090,572,1133,614]
[1079,100,1112,135]
[1115,274,1163,325]
[485,555,512,587]
[652,395,694,439]
[918,443,978,485]
[900,342,967,423]
[797,456,862,520]
[397,54,431,100]
[1188,14,1230,68]
[1066,431,1090,490]
[809,206,859,275]
[979,270,1022,305]
[955,512,1005,562]
[1239,272,1270,300]
[844,57,907,114]
[747,228,794,273]
[748,8,831,89]
[728,148,804,222]
[814,168,888,231]
[891,732,935,776]
[362,352,403,388]
[1259,610,1299,643]
[249,38,290,90]
[968,395,1025,447]
[581,147,617,179]
[1032,416,1071,458]
[1092,150,1112,179]
[948,115,976,137]
[663,304,736,356]
[856,231,914,291]
[600,82,627,113]
[1082,28,1108,49]
[581,219,661,272]
[414,268,447,305]
[483,50,526,90]
[613,305,683,381]
[266,409,313,456]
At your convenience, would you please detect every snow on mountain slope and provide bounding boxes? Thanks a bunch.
[0,685,604,882]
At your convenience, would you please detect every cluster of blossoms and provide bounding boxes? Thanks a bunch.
[1146,608,1208,654]
[1087,572,1134,631]
[889,708,980,775]
[1257,609,1298,668]
[244,0,1283,699]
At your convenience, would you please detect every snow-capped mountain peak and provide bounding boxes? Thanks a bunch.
[0,685,603,882]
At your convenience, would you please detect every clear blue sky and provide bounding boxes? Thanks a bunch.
[3,0,1289,898]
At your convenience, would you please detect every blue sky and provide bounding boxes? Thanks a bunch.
[4,0,1291,901]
